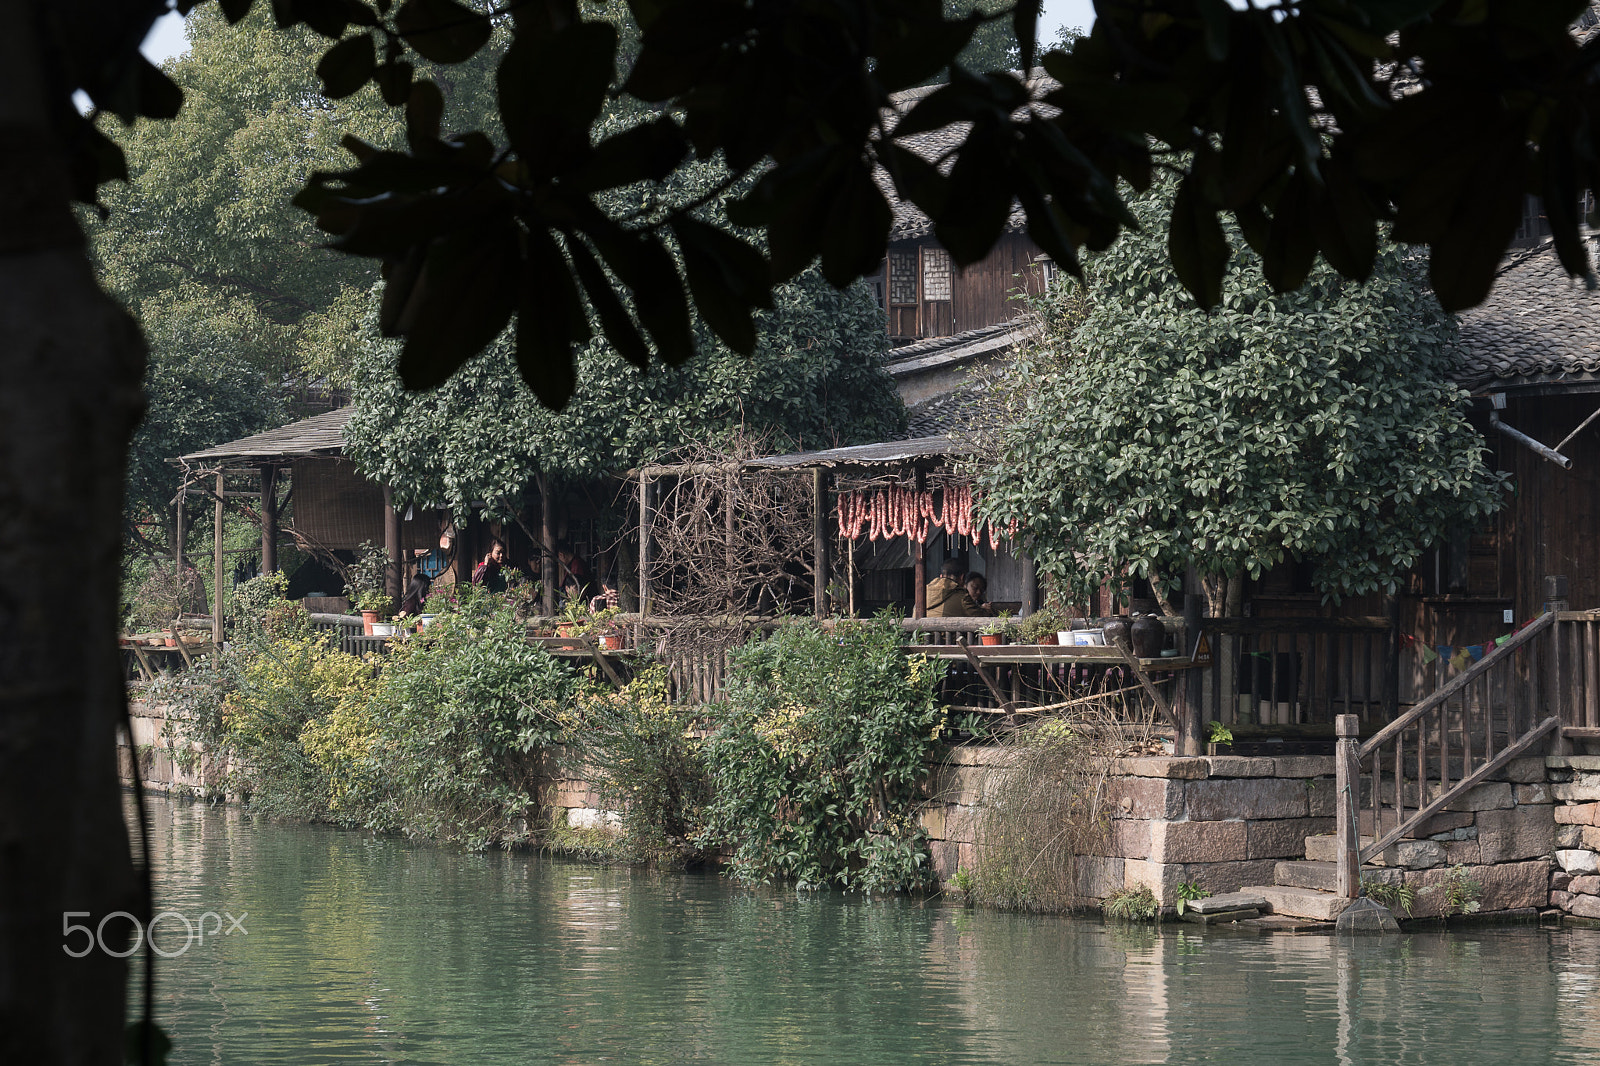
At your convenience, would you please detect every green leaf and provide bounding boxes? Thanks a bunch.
[1167,178,1229,309]
[496,21,620,172]
[395,0,492,63]
[396,216,520,390]
[317,33,377,99]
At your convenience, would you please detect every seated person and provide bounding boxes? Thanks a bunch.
[925,559,984,617]
[964,573,993,615]
[472,540,508,593]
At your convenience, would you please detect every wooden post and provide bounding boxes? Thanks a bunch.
[847,536,857,618]
[1180,589,1203,756]
[724,471,736,612]
[1548,574,1570,753]
[813,469,830,619]
[382,485,402,601]
[1335,713,1361,898]
[539,473,556,616]
[173,477,187,575]
[1021,554,1038,617]
[912,532,926,619]
[259,464,278,576]
[638,470,652,620]
[212,472,225,642]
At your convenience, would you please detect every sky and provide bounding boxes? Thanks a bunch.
[139,0,1103,65]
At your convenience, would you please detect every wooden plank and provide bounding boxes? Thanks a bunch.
[961,644,1013,713]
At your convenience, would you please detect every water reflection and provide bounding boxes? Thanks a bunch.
[135,794,1600,1065]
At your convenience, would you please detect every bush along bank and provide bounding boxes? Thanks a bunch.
[148,585,947,891]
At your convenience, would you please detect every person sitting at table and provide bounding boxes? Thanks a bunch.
[964,573,993,615]
[926,559,985,617]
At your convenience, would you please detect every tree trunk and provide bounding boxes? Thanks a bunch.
[0,4,163,1060]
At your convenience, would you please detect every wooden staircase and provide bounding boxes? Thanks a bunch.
[1238,611,1568,920]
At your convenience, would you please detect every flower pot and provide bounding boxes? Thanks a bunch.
[1103,616,1132,649]
[979,633,1005,646]
[164,637,177,648]
[599,633,626,652]
[1034,633,1059,646]
[1057,630,1075,647]
[417,614,437,629]
[371,623,396,637]
[361,610,379,636]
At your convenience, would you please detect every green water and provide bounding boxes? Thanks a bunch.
[135,793,1600,1065]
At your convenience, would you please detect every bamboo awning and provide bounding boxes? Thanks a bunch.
[177,407,352,466]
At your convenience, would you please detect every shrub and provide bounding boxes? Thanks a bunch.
[570,668,710,868]
[699,616,944,892]
[351,605,577,848]
[1102,886,1159,922]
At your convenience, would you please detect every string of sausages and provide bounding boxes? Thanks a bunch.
[835,485,1016,549]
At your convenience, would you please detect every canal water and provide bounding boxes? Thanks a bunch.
[135,793,1600,1065]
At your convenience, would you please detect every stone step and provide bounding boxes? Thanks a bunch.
[1239,884,1354,922]
[1275,860,1337,892]
[1304,833,1450,869]
[1186,891,1269,914]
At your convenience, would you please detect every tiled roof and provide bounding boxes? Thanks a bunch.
[1454,239,1600,390]
[179,406,352,463]
[904,375,1001,439]
[883,320,1035,377]
[880,78,1051,243]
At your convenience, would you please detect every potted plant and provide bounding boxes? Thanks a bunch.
[1019,606,1070,646]
[345,542,392,635]
[353,589,394,635]
[978,614,1014,646]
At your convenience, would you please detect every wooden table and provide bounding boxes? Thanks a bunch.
[908,642,1200,721]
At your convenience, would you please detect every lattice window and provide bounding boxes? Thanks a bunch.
[922,247,952,301]
[889,250,918,305]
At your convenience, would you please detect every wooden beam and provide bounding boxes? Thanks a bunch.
[813,468,830,619]
[260,464,278,576]
[539,473,556,616]
[383,485,402,600]
[212,472,225,642]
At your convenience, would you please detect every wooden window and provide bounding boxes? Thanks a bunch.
[922,247,952,301]
[889,250,918,305]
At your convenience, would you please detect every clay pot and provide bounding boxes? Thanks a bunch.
[1103,616,1132,649]
[979,633,1006,646]
[1131,613,1166,659]
[361,609,379,636]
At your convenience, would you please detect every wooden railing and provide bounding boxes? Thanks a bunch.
[1205,616,1397,730]
[1334,612,1561,897]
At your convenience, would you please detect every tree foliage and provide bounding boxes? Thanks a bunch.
[73,0,1600,423]
[344,132,903,510]
[699,617,944,892]
[977,185,1508,606]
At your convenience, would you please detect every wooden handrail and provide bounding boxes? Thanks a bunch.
[1359,717,1558,862]
[1357,611,1553,758]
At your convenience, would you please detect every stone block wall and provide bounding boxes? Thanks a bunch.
[923,747,1562,916]
[1545,756,1600,919]
[120,699,230,795]
[922,748,1338,906]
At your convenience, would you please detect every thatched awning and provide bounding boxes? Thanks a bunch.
[178,407,351,465]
